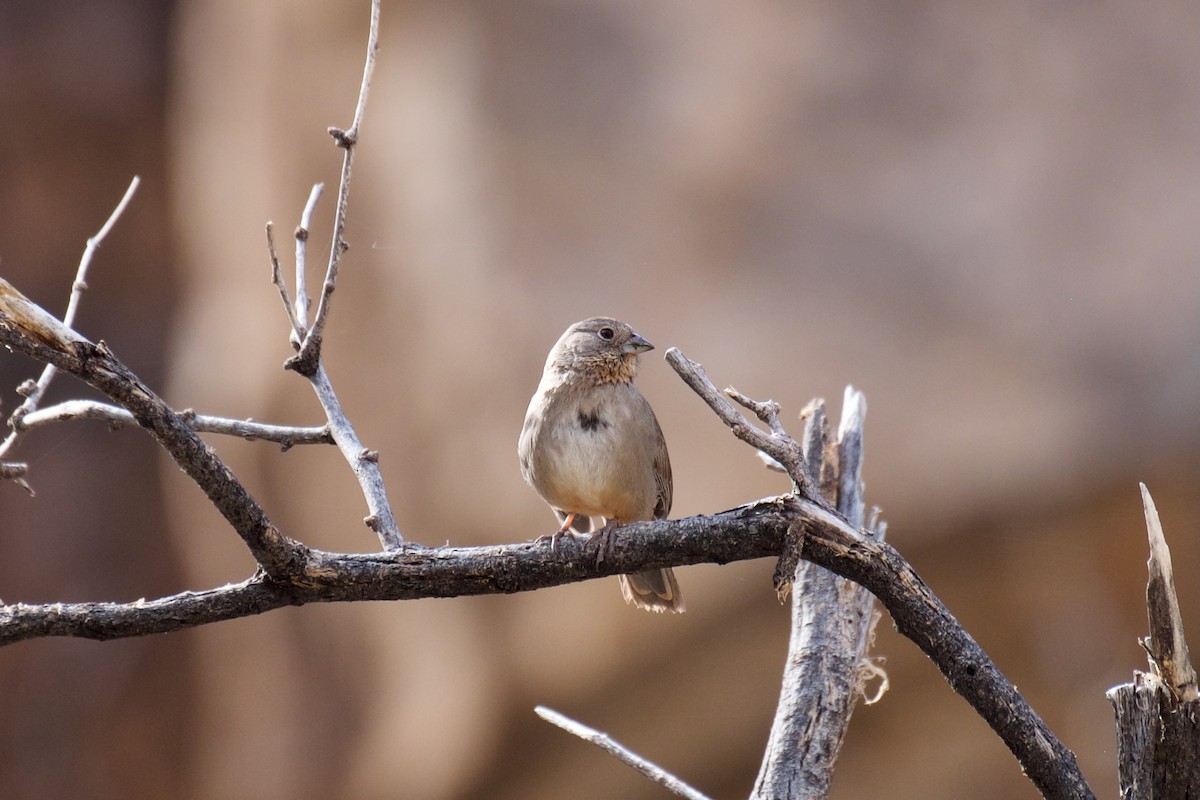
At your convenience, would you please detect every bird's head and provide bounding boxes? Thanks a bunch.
[547,317,653,384]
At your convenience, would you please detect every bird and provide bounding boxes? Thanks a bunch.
[518,317,683,613]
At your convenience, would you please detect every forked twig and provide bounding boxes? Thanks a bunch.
[263,0,401,549]
[289,0,380,376]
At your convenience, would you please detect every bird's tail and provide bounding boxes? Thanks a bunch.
[619,569,684,613]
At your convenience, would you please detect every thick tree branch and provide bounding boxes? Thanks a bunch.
[791,502,1093,800]
[0,274,1095,797]
[0,499,789,645]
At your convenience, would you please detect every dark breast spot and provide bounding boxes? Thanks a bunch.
[577,409,607,432]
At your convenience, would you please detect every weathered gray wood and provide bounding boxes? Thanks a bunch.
[752,389,884,800]
[665,348,1094,800]
[1106,485,1200,799]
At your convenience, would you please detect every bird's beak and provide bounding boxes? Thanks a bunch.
[623,332,654,354]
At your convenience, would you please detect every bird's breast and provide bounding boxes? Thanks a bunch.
[521,384,655,521]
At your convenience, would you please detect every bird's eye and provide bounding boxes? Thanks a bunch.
[598,327,615,341]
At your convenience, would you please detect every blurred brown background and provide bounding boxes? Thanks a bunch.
[2,1,1199,798]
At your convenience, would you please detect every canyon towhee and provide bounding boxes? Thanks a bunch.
[519,317,683,613]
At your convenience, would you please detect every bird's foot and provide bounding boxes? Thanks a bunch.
[591,520,619,566]
[535,513,580,554]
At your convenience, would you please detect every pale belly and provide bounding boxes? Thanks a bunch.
[528,414,653,521]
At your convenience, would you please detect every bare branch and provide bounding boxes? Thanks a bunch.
[667,347,1095,800]
[667,350,824,506]
[18,400,332,448]
[71,176,141,327]
[0,499,790,645]
[753,387,884,800]
[535,707,714,800]
[0,282,305,578]
[289,0,379,375]
[1,177,139,460]
[294,182,324,331]
[267,222,304,341]
[344,0,379,144]
[309,363,404,547]
[0,442,1099,800]
[253,9,400,550]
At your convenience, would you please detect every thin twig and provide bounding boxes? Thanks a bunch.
[267,223,304,341]
[535,707,714,800]
[668,350,825,507]
[18,400,332,448]
[309,363,403,547]
[0,176,140,459]
[344,0,379,144]
[0,280,306,579]
[290,0,379,375]
[69,176,141,328]
[294,183,324,332]
[261,0,400,548]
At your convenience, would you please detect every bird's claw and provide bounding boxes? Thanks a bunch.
[535,518,580,554]
[592,521,618,566]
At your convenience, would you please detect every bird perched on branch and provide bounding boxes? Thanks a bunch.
[519,317,683,613]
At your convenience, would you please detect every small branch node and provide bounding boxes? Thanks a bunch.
[283,346,320,378]
[328,127,356,149]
